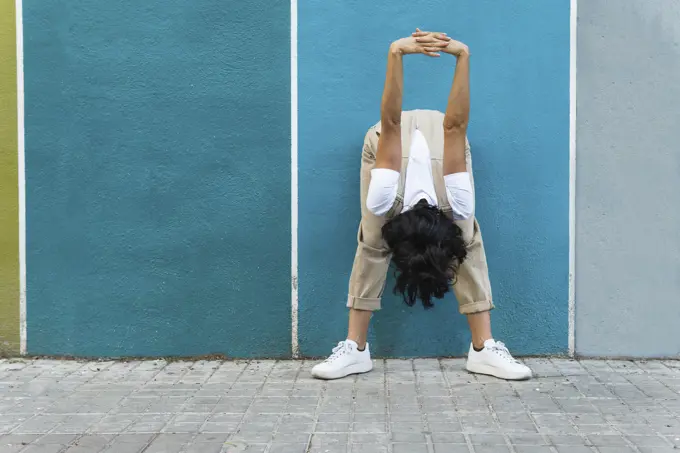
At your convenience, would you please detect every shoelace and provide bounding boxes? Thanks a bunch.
[325,341,350,363]
[490,341,519,363]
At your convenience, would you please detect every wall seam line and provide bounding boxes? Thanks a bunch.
[568,0,577,357]
[290,0,299,358]
[16,0,26,355]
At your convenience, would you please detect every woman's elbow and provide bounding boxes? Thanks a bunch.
[443,117,468,133]
[381,115,401,131]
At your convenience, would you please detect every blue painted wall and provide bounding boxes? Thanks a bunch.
[24,1,291,357]
[21,0,570,358]
[298,0,570,357]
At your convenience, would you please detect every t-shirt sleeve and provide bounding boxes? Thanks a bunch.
[366,168,400,216]
[444,172,474,220]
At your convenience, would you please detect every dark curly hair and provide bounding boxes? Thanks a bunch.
[381,199,468,308]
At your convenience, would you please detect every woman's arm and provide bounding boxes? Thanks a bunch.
[374,34,449,171]
[410,31,474,219]
[374,46,405,171]
[441,40,471,176]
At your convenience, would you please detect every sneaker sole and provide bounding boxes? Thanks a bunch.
[465,362,532,381]
[311,362,373,380]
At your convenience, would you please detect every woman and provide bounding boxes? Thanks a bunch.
[311,30,532,381]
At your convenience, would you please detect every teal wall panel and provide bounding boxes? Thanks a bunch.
[298,0,570,357]
[24,1,291,357]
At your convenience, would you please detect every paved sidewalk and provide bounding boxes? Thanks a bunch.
[1,358,680,453]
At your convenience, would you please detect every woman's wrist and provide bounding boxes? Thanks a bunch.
[455,47,470,58]
[389,41,404,56]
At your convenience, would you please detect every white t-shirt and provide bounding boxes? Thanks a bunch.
[366,129,474,220]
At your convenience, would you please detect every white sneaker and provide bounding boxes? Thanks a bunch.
[465,339,532,380]
[311,340,373,380]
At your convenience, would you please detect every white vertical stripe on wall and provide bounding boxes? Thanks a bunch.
[16,0,26,355]
[290,0,299,358]
[568,0,577,357]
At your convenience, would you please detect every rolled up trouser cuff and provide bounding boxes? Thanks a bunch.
[346,295,381,311]
[458,299,495,315]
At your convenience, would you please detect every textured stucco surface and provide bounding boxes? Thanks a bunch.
[298,0,570,357]
[575,0,680,357]
[0,0,19,354]
[24,1,291,357]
